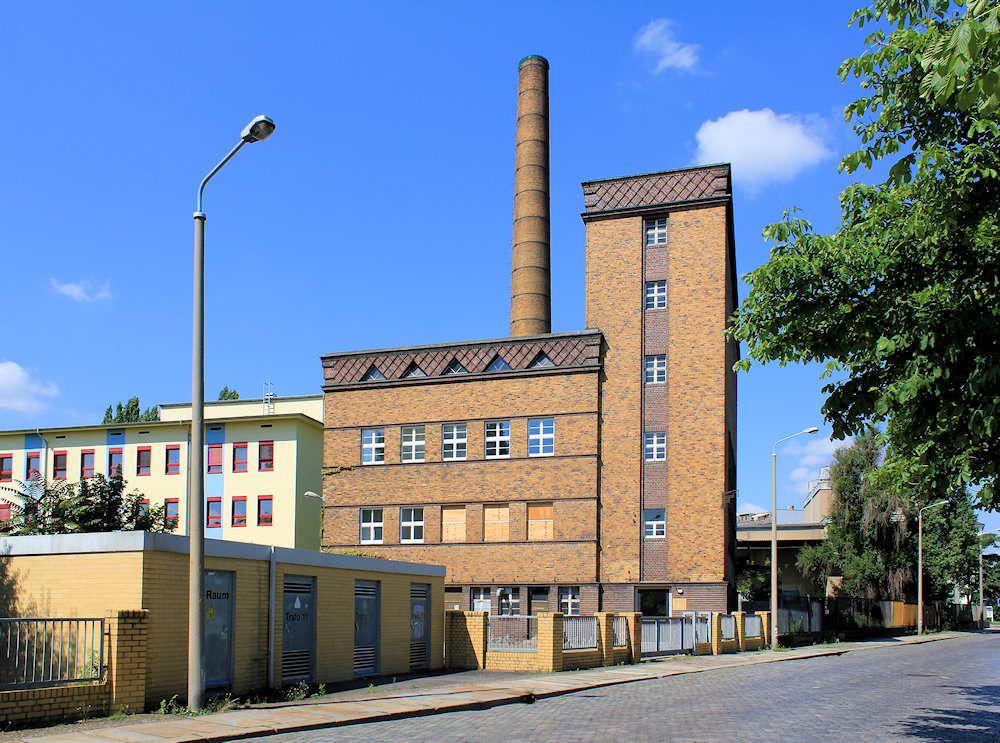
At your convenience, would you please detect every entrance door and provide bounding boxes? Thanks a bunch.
[354,580,380,677]
[528,587,550,616]
[282,575,316,685]
[409,584,430,670]
[204,571,234,688]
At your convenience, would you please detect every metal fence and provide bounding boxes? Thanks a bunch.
[562,616,598,650]
[612,615,629,648]
[640,617,691,655]
[488,615,538,651]
[744,613,763,639]
[1,618,105,689]
[720,614,737,642]
[694,615,710,644]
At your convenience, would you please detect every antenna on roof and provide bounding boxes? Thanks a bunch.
[263,382,275,415]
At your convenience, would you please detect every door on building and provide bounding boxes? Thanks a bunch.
[637,589,669,617]
[204,570,234,688]
[409,583,430,670]
[528,587,550,616]
[354,580,380,677]
[282,575,316,685]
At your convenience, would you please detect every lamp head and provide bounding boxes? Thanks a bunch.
[241,115,276,143]
[804,427,819,434]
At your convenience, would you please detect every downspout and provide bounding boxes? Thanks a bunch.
[268,545,276,688]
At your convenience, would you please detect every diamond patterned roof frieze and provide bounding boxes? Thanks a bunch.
[583,165,730,214]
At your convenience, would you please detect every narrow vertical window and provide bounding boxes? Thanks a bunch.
[165,499,179,530]
[644,280,667,309]
[645,217,668,245]
[401,426,425,462]
[26,452,40,480]
[52,451,67,480]
[136,447,151,476]
[80,450,95,479]
[233,442,248,472]
[471,587,491,612]
[206,498,222,527]
[258,441,274,471]
[0,455,12,482]
[258,495,273,525]
[559,587,581,616]
[485,421,510,459]
[361,429,385,465]
[528,419,554,457]
[442,424,467,461]
[643,508,666,538]
[644,355,667,384]
[165,445,180,475]
[207,444,223,474]
[400,507,424,543]
[232,496,247,526]
[644,432,666,461]
[108,448,123,476]
[360,508,383,544]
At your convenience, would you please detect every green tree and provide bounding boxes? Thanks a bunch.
[736,556,770,601]
[729,0,1000,510]
[217,386,239,400]
[103,396,159,424]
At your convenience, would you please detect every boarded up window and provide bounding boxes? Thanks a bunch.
[527,503,553,541]
[484,505,509,542]
[441,505,466,543]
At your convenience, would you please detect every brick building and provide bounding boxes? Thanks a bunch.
[321,57,737,616]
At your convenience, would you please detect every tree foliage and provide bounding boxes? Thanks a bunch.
[217,386,240,400]
[1,472,169,535]
[729,0,1000,510]
[103,396,159,424]
[797,431,986,601]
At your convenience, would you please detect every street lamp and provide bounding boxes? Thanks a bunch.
[770,426,818,650]
[976,521,985,629]
[189,115,275,711]
[917,499,948,635]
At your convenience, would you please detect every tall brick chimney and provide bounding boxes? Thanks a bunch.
[510,55,551,337]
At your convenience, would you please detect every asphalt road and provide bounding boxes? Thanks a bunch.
[248,632,1000,742]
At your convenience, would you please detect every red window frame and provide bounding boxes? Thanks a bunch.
[232,496,247,527]
[257,495,273,526]
[52,450,68,480]
[80,449,95,479]
[233,442,248,473]
[165,498,179,530]
[109,448,123,476]
[26,452,40,481]
[0,503,11,523]
[139,498,150,515]
[165,445,181,475]
[0,454,12,482]
[206,497,222,527]
[136,446,151,476]
[258,441,274,472]
[207,444,223,474]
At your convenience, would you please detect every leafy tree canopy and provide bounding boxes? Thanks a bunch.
[103,396,159,424]
[218,386,240,400]
[729,0,1000,510]
[1,472,170,535]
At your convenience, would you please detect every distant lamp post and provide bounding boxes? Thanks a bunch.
[917,499,949,635]
[189,115,275,711]
[976,521,985,629]
[770,426,818,650]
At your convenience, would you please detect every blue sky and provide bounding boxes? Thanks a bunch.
[2,1,996,541]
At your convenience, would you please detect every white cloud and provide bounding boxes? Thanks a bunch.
[633,19,699,73]
[0,361,59,414]
[693,108,831,189]
[738,501,767,515]
[782,436,849,496]
[50,278,112,303]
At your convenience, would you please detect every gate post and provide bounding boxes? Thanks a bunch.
[595,613,613,665]
[733,611,746,652]
[106,609,148,714]
[537,613,563,672]
[757,611,771,648]
[625,612,642,663]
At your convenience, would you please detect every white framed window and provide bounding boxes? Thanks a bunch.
[645,280,667,309]
[471,587,491,612]
[361,428,385,465]
[485,421,510,459]
[498,587,521,616]
[645,218,668,245]
[643,508,666,538]
[644,432,666,461]
[644,355,666,384]
[400,507,424,543]
[442,423,467,461]
[559,586,580,616]
[528,418,554,457]
[360,508,383,544]
[401,425,425,462]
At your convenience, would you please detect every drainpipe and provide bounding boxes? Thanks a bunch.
[268,545,276,687]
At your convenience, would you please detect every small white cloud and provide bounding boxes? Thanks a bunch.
[50,278,112,303]
[693,108,831,189]
[738,501,767,515]
[782,436,848,496]
[633,19,699,73]
[0,361,59,414]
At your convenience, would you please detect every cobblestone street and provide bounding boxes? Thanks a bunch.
[252,633,1000,742]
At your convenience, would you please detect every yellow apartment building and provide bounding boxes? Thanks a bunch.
[0,395,323,550]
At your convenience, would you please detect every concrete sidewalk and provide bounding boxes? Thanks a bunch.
[10,632,962,743]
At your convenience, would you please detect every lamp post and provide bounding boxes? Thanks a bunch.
[189,115,275,710]
[976,521,985,629]
[917,499,948,635]
[770,426,818,650]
